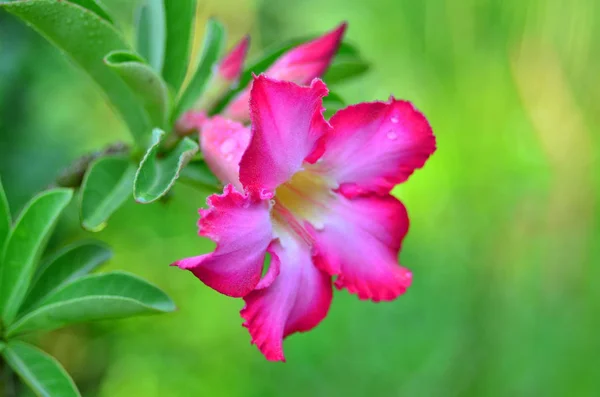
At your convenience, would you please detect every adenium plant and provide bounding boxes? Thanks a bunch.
[0,0,435,394]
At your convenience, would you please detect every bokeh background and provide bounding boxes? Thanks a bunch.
[1,0,599,395]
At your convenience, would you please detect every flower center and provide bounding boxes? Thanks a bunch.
[271,168,335,243]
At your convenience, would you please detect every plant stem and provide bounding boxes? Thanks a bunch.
[0,359,18,397]
[54,141,130,188]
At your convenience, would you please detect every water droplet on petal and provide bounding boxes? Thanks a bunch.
[387,131,397,140]
[220,139,236,154]
[390,116,399,123]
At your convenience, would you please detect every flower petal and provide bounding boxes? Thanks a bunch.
[172,185,273,297]
[175,110,207,135]
[266,22,346,84]
[241,232,332,361]
[221,89,251,123]
[223,23,346,122]
[307,193,412,301]
[218,35,250,82]
[317,99,436,197]
[200,116,251,191]
[239,76,331,198]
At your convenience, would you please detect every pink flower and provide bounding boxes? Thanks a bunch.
[173,75,436,361]
[217,35,250,83]
[192,37,251,113]
[222,23,347,123]
[174,110,208,136]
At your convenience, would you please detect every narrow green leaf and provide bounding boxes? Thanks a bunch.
[162,0,196,93]
[173,18,226,120]
[134,129,199,203]
[98,0,144,37]
[0,177,10,251]
[179,160,221,191]
[0,189,73,326]
[1,341,81,397]
[135,0,166,72]
[0,341,5,352]
[20,242,112,314]
[323,91,346,119]
[323,91,346,108]
[80,155,135,232]
[323,58,370,84]
[104,51,171,129]
[67,0,114,23]
[0,0,152,147]
[336,41,361,58]
[7,271,176,336]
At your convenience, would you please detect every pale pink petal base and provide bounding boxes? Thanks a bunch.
[222,89,251,123]
[308,194,412,301]
[200,116,251,191]
[241,234,332,361]
[172,185,273,297]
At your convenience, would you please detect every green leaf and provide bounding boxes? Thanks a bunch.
[336,41,361,58]
[0,189,73,326]
[7,271,176,336]
[80,155,135,232]
[173,18,226,120]
[104,51,171,129]
[323,91,346,119]
[323,90,346,108]
[162,0,196,93]
[179,160,221,191]
[20,241,112,314]
[67,0,114,23]
[99,0,144,37]
[0,177,10,251]
[323,58,370,85]
[133,129,199,203]
[1,341,81,397]
[0,0,152,147]
[135,0,166,72]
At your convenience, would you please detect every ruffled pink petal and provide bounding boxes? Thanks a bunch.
[239,75,331,198]
[306,193,412,301]
[223,23,346,123]
[317,99,436,197]
[172,185,273,297]
[218,35,250,82]
[200,116,251,191]
[241,234,332,361]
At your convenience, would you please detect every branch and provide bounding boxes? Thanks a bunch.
[55,142,130,188]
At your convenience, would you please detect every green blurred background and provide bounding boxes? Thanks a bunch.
[1,0,599,395]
